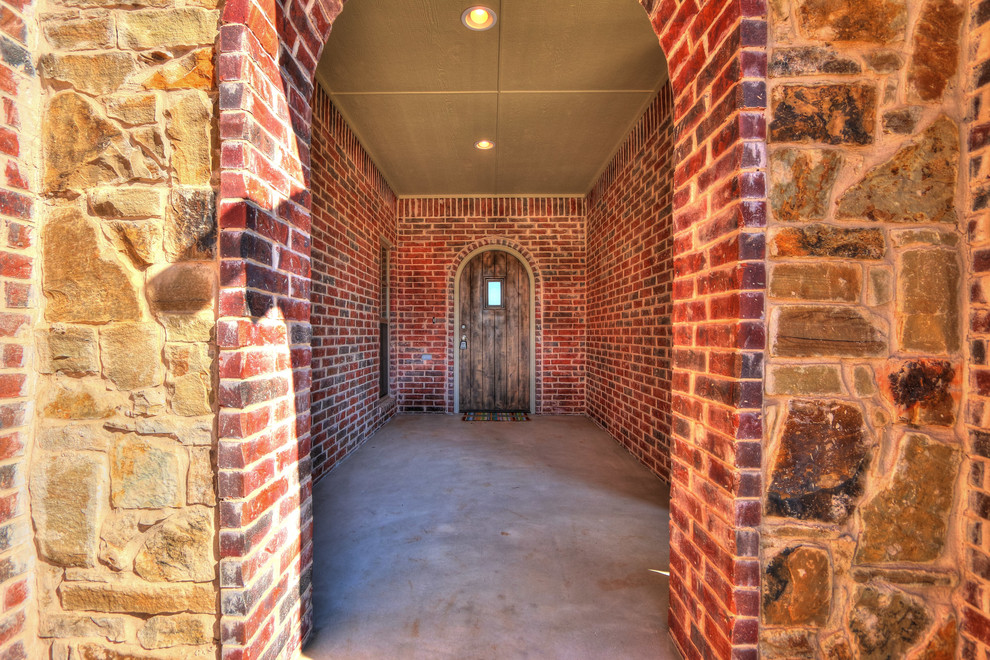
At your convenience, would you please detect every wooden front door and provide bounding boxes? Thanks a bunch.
[458,250,531,412]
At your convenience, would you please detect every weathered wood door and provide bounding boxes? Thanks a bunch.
[458,249,531,412]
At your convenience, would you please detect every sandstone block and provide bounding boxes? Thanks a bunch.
[118,9,220,49]
[135,509,214,582]
[890,228,958,248]
[37,325,99,375]
[60,581,215,614]
[883,107,922,135]
[768,365,843,395]
[165,92,213,186]
[908,0,964,101]
[917,618,957,660]
[763,546,831,625]
[886,359,957,426]
[761,629,817,658]
[849,586,931,660]
[159,312,214,342]
[76,642,216,660]
[773,306,886,357]
[770,84,876,145]
[135,416,212,445]
[43,16,115,50]
[142,49,214,91]
[897,249,960,353]
[867,267,892,306]
[100,323,165,390]
[111,436,182,509]
[863,51,903,73]
[89,187,165,219]
[106,93,158,126]
[131,389,166,417]
[165,187,216,261]
[165,343,211,378]
[147,263,216,313]
[170,373,212,417]
[40,52,137,97]
[837,117,958,224]
[187,447,215,506]
[854,365,876,396]
[769,148,841,222]
[770,225,885,259]
[39,613,126,641]
[104,220,165,269]
[769,263,860,302]
[139,614,214,649]
[42,206,141,323]
[30,452,106,567]
[797,0,907,43]
[38,424,112,452]
[766,399,869,523]
[855,433,960,563]
[769,47,860,76]
[42,380,116,420]
[99,509,167,572]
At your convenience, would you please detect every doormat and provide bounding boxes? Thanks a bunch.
[462,412,530,421]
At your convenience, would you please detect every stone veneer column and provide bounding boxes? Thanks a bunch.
[761,0,970,656]
[32,0,221,656]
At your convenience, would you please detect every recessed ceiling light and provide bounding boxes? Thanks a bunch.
[462,6,497,31]
[475,139,495,150]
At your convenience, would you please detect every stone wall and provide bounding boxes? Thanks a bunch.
[34,0,220,655]
[310,83,396,481]
[586,85,675,480]
[395,198,585,415]
[762,0,969,655]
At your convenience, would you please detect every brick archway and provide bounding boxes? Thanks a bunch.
[216,0,768,657]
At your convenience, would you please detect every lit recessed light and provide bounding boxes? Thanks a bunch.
[475,139,495,150]
[462,6,497,31]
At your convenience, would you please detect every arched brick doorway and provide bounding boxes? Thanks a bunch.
[216,0,768,657]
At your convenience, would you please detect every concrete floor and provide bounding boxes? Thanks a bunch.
[303,415,681,659]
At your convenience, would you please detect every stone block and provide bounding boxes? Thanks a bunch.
[135,509,214,582]
[863,50,903,73]
[773,306,886,357]
[37,325,99,375]
[100,323,165,390]
[187,447,215,506]
[760,629,817,658]
[770,225,885,260]
[908,0,964,101]
[855,433,960,563]
[117,9,220,49]
[768,47,860,76]
[159,312,214,342]
[849,585,931,660]
[885,359,957,426]
[60,581,215,614]
[131,389,166,417]
[135,416,212,445]
[890,228,958,248]
[769,148,841,222]
[766,399,869,523]
[797,0,906,43]
[105,93,158,125]
[768,365,843,395]
[165,91,212,186]
[99,509,167,572]
[38,424,112,452]
[854,365,876,396]
[139,614,214,649]
[89,187,165,219]
[170,373,212,417]
[883,107,922,135]
[39,613,126,641]
[111,435,182,509]
[104,220,165,269]
[142,49,214,91]
[30,452,106,567]
[146,263,215,313]
[43,16,115,50]
[165,187,216,261]
[867,267,892,306]
[916,618,957,659]
[837,116,958,224]
[165,343,211,379]
[39,52,137,97]
[769,263,860,302]
[42,380,116,420]
[42,207,141,323]
[763,546,831,625]
[75,642,216,660]
[897,248,960,353]
[770,84,876,145]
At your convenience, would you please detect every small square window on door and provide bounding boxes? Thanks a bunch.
[485,277,505,309]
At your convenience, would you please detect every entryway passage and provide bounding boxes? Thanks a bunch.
[304,415,679,659]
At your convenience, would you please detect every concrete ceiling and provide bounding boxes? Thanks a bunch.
[316,0,668,197]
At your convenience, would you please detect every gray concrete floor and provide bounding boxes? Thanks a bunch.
[303,415,681,659]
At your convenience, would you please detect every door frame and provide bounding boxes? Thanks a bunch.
[453,245,537,414]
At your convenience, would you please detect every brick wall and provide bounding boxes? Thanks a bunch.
[310,83,397,481]
[395,198,585,414]
[0,0,34,654]
[586,85,676,481]
[964,0,990,653]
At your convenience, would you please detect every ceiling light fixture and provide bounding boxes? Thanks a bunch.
[475,139,495,150]
[461,6,497,31]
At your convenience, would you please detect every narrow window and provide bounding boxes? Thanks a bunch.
[379,242,391,398]
[485,277,505,309]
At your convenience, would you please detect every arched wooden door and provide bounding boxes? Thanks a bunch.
[458,249,531,412]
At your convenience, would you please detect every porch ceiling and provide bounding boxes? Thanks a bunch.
[315,0,668,197]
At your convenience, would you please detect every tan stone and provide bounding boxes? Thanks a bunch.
[43,16,115,50]
[139,614,214,649]
[42,206,141,322]
[39,613,127,641]
[797,0,907,43]
[118,9,219,49]
[38,423,112,452]
[76,642,217,660]
[768,365,843,395]
[897,249,960,353]
[769,263,860,302]
[187,447,215,506]
[908,0,964,102]
[142,49,214,90]
[165,91,213,186]
[106,93,158,126]
[134,416,212,445]
[60,581,215,614]
[165,343,211,378]
[854,366,876,396]
[89,187,165,219]
[890,228,959,248]
[135,509,214,582]
[159,312,214,342]
[40,52,137,97]
[104,220,165,269]
[131,389,166,416]
[37,324,99,375]
[111,435,183,509]
[166,187,216,261]
[769,149,841,222]
[849,586,931,659]
[100,323,165,390]
[171,373,211,417]
[763,546,831,625]
[146,263,216,313]
[99,509,167,572]
[42,379,116,420]
[867,267,892,306]
[30,452,106,567]
[773,306,887,357]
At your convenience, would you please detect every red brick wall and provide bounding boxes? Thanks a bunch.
[963,0,990,652]
[0,0,35,655]
[395,198,585,414]
[586,85,675,481]
[310,84,397,481]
